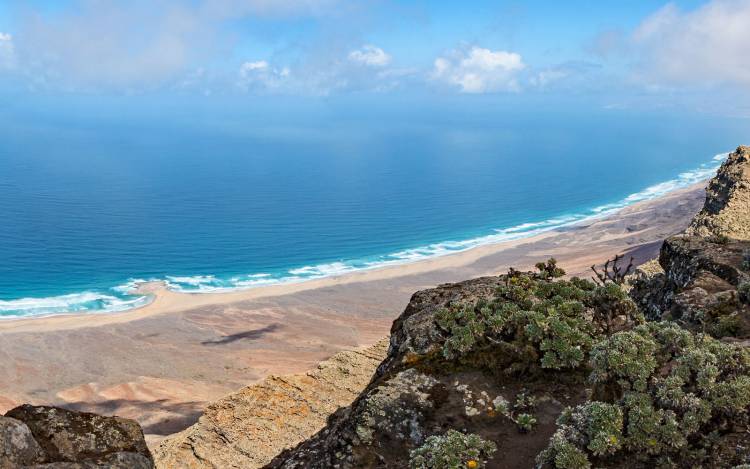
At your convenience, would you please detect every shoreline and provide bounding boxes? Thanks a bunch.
[0,181,705,334]
[0,152,726,321]
[0,180,708,439]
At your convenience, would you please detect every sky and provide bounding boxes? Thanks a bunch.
[0,0,749,116]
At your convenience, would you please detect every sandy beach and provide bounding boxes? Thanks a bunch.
[0,182,706,442]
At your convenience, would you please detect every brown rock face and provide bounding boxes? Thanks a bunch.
[630,145,750,336]
[687,145,750,240]
[1,405,153,469]
[153,339,389,469]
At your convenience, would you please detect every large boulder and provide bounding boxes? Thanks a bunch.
[1,405,153,469]
[631,234,750,337]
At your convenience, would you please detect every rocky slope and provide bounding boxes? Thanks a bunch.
[0,405,153,468]
[153,339,389,469]
[631,146,750,336]
[267,273,598,468]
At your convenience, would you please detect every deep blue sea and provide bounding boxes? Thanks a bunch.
[0,96,747,317]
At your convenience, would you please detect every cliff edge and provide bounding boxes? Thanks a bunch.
[687,145,750,240]
[153,339,389,469]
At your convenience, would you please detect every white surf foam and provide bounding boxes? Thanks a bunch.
[2,151,730,316]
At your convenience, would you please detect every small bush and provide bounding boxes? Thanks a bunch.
[516,413,538,432]
[538,322,750,468]
[713,234,731,245]
[743,250,750,271]
[493,391,539,432]
[740,282,750,305]
[409,430,496,469]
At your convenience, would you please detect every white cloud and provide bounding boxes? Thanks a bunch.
[432,46,525,93]
[0,32,16,71]
[631,0,750,88]
[237,60,290,91]
[348,45,391,67]
[7,0,343,90]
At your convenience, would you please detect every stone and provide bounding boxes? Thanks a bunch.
[0,416,44,468]
[3,405,153,469]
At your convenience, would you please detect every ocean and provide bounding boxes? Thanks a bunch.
[0,96,747,317]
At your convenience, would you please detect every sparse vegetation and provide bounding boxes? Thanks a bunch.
[539,322,750,468]
[409,430,497,469]
[435,259,642,373]
[712,234,731,245]
[591,254,634,286]
[743,250,750,271]
[493,390,538,433]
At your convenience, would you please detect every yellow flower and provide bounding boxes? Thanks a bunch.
[466,460,479,469]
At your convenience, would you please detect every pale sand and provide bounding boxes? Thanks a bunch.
[0,182,706,442]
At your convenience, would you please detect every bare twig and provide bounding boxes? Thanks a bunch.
[591,254,634,286]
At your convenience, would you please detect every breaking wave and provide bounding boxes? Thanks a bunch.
[0,152,729,318]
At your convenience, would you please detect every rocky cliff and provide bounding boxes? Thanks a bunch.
[687,146,750,240]
[153,339,389,469]
[631,146,750,336]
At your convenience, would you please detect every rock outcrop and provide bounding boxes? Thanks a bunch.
[631,145,750,336]
[154,338,389,469]
[687,145,750,240]
[0,405,153,468]
[266,274,596,468]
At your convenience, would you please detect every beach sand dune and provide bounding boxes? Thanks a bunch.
[0,183,706,443]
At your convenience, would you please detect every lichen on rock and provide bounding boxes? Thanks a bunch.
[0,405,153,469]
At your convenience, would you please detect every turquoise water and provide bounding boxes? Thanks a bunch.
[0,97,746,317]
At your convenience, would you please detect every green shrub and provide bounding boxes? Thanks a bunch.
[538,322,750,468]
[409,430,496,469]
[710,312,743,338]
[712,234,731,245]
[740,282,750,305]
[516,413,537,432]
[435,260,642,373]
[493,391,539,433]
[743,250,750,271]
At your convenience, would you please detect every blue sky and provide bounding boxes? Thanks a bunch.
[0,1,748,115]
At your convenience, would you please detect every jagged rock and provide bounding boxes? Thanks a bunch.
[153,339,389,469]
[631,147,750,335]
[378,276,510,376]
[0,416,44,468]
[267,276,589,468]
[687,145,750,240]
[23,451,154,468]
[2,405,153,469]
